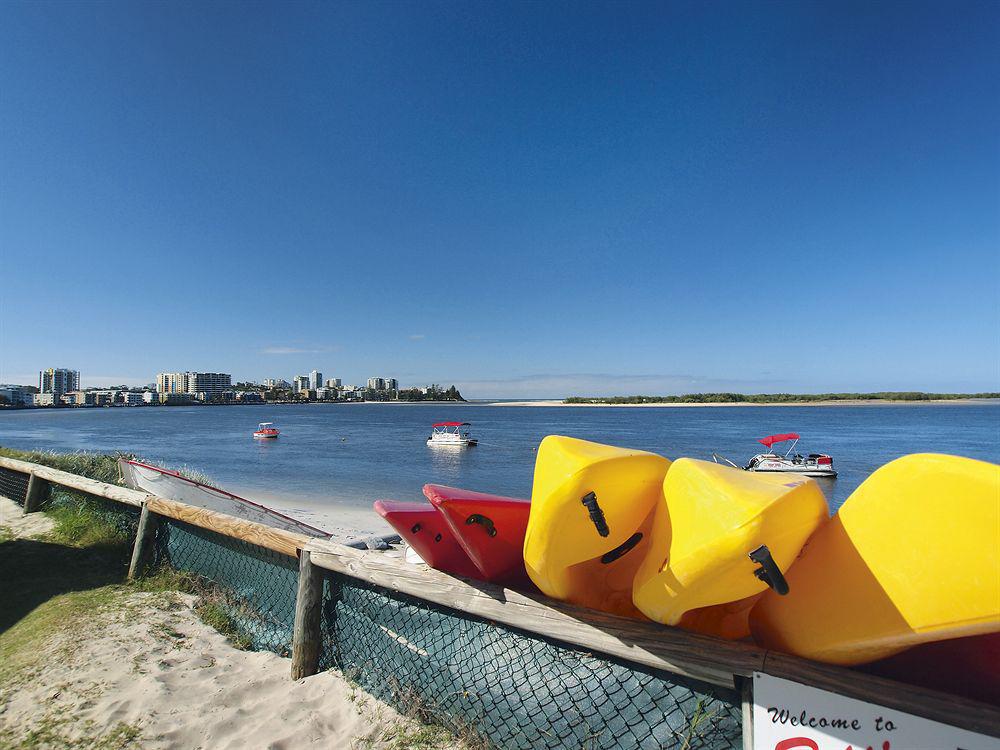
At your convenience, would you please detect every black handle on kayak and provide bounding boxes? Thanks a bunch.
[465,513,497,537]
[581,492,610,537]
[749,545,789,595]
[600,532,643,564]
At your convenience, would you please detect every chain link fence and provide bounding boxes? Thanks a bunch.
[0,466,30,506]
[153,518,300,656]
[320,574,742,750]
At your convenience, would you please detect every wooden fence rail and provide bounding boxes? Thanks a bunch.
[1,456,998,739]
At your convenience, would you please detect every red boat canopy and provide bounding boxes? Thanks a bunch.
[433,422,470,427]
[758,433,800,448]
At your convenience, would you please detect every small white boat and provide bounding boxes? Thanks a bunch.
[427,421,477,447]
[253,422,280,439]
[743,433,836,477]
[119,459,327,536]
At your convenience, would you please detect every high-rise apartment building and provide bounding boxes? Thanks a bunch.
[39,368,80,396]
[325,378,342,388]
[309,370,323,390]
[384,378,398,391]
[155,372,231,396]
[187,372,231,396]
[156,372,188,393]
[293,375,310,393]
[367,377,386,391]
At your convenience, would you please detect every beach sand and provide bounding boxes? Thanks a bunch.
[0,498,457,749]
[487,399,985,407]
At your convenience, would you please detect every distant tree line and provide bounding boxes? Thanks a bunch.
[397,384,465,402]
[564,392,1000,405]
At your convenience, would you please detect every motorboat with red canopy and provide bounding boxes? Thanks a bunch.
[427,421,477,447]
[744,433,837,477]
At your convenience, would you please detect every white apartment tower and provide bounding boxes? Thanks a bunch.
[309,370,323,390]
[40,368,80,397]
[156,372,232,396]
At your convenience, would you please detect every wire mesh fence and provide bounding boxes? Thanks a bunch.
[321,574,743,750]
[0,466,30,506]
[153,518,300,655]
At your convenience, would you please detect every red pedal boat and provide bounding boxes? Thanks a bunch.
[253,422,280,439]
[424,484,532,586]
[373,499,480,580]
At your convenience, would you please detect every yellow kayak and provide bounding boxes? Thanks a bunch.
[632,459,828,639]
[749,453,1000,665]
[523,436,671,617]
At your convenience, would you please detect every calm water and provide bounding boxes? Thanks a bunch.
[1,403,997,516]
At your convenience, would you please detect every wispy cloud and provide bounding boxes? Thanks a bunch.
[408,334,426,341]
[259,344,338,355]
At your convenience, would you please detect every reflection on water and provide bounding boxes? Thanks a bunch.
[426,443,475,483]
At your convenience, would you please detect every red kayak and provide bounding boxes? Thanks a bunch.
[373,499,480,580]
[424,484,532,586]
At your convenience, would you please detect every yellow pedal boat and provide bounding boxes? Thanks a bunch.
[632,459,828,639]
[523,436,671,618]
[749,453,1000,665]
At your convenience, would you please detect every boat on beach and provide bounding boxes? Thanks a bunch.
[253,422,280,439]
[118,458,328,536]
[716,433,836,477]
[426,421,477,447]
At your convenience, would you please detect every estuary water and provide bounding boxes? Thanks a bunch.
[1,402,997,526]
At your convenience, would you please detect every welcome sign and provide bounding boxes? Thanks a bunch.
[752,673,1000,750]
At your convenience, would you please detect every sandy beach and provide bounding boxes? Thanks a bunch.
[487,399,990,407]
[0,498,458,749]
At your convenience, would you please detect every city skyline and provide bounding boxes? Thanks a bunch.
[2,2,998,399]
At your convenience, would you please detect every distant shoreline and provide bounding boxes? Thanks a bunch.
[487,398,1000,408]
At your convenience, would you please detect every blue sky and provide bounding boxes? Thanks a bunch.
[1,1,997,398]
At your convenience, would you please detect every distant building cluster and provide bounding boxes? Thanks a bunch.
[3,364,461,407]
[281,369,399,402]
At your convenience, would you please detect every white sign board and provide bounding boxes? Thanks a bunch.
[752,672,1000,750]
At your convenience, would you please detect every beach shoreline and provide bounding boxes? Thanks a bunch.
[486,398,997,408]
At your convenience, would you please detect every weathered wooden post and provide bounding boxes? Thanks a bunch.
[23,472,50,513]
[128,502,159,580]
[291,550,324,679]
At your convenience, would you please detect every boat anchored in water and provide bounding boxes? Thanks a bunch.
[743,433,836,477]
[253,422,280,439]
[427,421,477,447]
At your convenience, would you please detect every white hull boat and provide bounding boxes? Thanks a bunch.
[118,459,329,536]
[714,433,837,478]
[427,421,478,447]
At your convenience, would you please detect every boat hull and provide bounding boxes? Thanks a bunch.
[632,459,828,639]
[373,499,481,579]
[749,453,1000,665]
[523,436,671,618]
[748,466,836,477]
[424,484,531,586]
[426,438,477,447]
